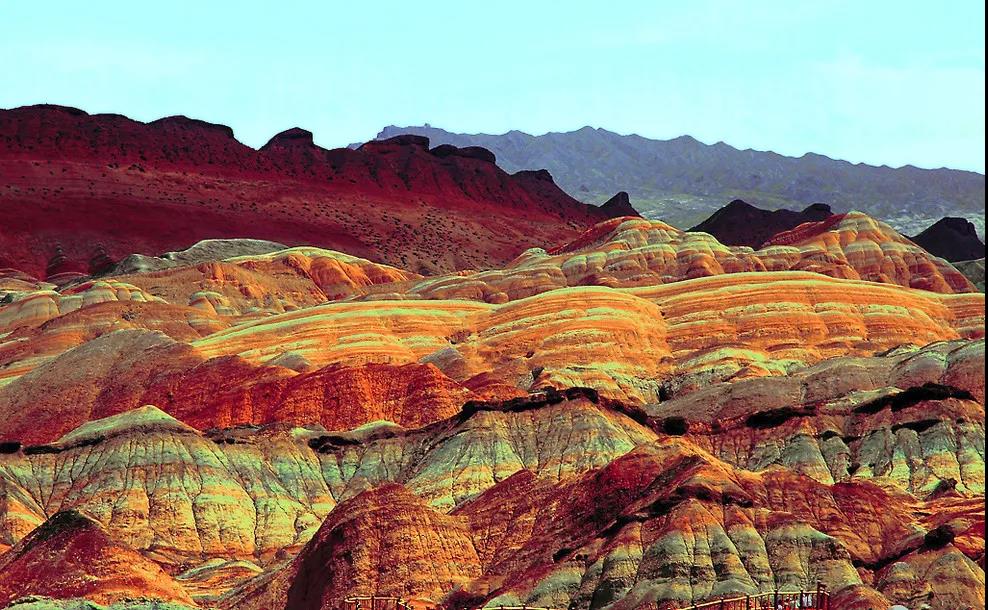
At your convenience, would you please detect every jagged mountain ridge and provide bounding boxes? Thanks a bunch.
[370,124,986,237]
[0,105,634,279]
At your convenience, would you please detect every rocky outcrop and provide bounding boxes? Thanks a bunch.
[760,212,975,292]
[0,510,195,607]
[106,238,287,275]
[649,339,986,495]
[260,127,316,151]
[226,485,482,610]
[910,217,986,262]
[690,199,833,248]
[598,191,640,218]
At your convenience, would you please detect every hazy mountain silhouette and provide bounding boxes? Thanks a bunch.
[370,125,985,237]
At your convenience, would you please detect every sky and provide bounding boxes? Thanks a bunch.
[2,1,985,172]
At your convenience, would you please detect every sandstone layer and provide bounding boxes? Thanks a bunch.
[402,214,976,303]
[1,269,982,444]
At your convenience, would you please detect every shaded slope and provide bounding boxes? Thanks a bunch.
[955,258,985,292]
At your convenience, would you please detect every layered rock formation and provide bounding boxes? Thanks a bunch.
[0,395,654,566]
[758,212,974,291]
[0,339,983,609]
[0,289,226,388]
[227,430,984,610]
[401,214,976,305]
[0,117,984,610]
[113,246,421,317]
[0,510,195,607]
[649,339,986,495]
[1,268,982,443]
[0,327,478,444]
[191,272,982,402]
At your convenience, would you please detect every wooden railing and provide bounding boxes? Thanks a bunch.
[342,584,829,610]
[676,584,830,610]
[480,607,564,610]
[343,596,416,610]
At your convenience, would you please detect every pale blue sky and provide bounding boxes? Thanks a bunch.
[2,1,984,171]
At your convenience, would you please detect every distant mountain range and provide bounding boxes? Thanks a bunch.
[369,125,986,237]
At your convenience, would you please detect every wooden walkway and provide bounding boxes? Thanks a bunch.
[341,585,831,610]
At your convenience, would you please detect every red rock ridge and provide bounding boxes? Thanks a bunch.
[0,105,631,278]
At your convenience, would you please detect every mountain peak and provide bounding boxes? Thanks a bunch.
[600,191,640,217]
[360,133,431,151]
[690,198,835,248]
[261,127,315,150]
[149,115,236,139]
[430,143,496,164]
[910,216,986,262]
[803,202,832,214]
[725,198,758,210]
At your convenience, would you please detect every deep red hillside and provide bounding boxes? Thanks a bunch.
[0,105,633,278]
